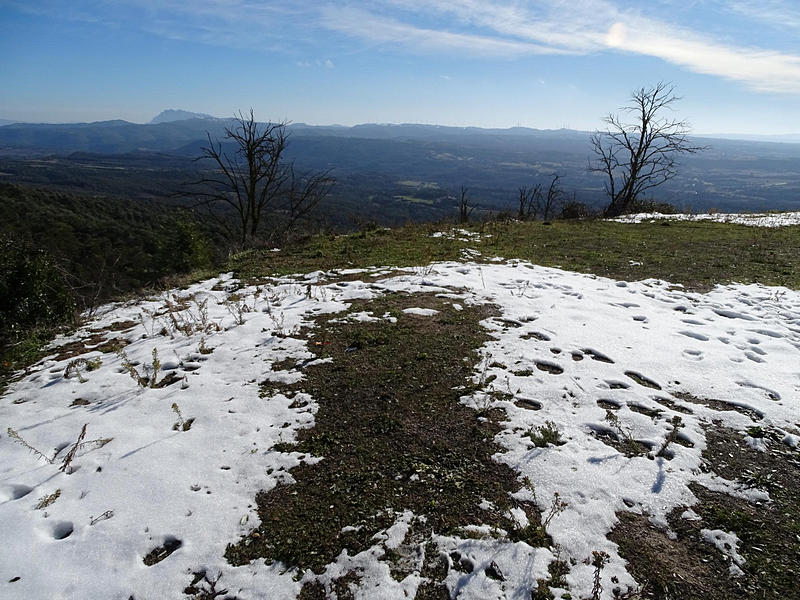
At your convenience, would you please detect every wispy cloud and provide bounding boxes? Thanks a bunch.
[728,1,800,30]
[320,0,800,94]
[318,6,569,57]
[7,0,800,94]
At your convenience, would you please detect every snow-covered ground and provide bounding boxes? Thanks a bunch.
[609,211,800,227]
[2,256,799,599]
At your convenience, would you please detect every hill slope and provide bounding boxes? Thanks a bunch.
[1,219,799,599]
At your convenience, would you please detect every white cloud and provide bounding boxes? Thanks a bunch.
[728,1,800,30]
[321,0,800,94]
[10,0,800,94]
[318,6,570,57]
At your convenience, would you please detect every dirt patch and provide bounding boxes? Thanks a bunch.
[143,537,183,566]
[51,333,128,361]
[89,319,138,333]
[610,425,800,599]
[226,293,534,578]
[672,391,763,421]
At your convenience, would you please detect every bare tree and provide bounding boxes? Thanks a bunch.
[458,186,476,223]
[190,109,333,247]
[542,174,563,221]
[517,184,542,221]
[590,83,706,217]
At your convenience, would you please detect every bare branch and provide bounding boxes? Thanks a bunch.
[180,109,334,248]
[589,82,708,217]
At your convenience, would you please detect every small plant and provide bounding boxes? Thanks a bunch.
[198,337,213,355]
[34,489,61,510]
[529,421,565,447]
[589,550,610,600]
[145,294,221,338]
[64,357,102,383]
[7,424,112,473]
[89,510,114,525]
[656,415,683,458]
[223,293,251,325]
[171,402,194,431]
[542,492,568,530]
[604,410,646,456]
[119,348,173,388]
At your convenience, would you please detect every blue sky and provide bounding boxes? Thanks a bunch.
[1,0,799,134]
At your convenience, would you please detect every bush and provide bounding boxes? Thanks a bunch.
[626,199,678,214]
[0,234,76,340]
[558,201,597,220]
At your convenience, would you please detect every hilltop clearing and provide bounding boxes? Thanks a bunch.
[1,222,799,599]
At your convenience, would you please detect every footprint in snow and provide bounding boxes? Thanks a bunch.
[678,330,709,342]
[744,352,765,364]
[625,371,662,390]
[681,319,706,326]
[735,380,781,401]
[535,361,563,375]
[714,308,756,321]
[0,484,33,502]
[603,380,630,390]
[50,521,74,540]
[583,348,614,364]
[143,536,183,565]
[597,399,622,410]
[681,349,704,361]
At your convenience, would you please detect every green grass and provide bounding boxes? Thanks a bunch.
[0,327,64,395]
[230,219,800,291]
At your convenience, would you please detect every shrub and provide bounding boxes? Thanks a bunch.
[0,233,76,340]
[626,199,678,214]
[528,421,565,447]
[558,201,597,220]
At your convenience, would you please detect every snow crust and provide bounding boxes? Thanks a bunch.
[2,258,799,599]
[610,211,800,227]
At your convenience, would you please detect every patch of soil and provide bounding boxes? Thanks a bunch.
[143,537,182,566]
[226,293,530,575]
[627,404,662,418]
[672,391,763,421]
[52,333,128,361]
[89,320,138,333]
[652,396,693,414]
[591,427,650,457]
[610,425,800,599]
[624,371,661,390]
[610,511,742,599]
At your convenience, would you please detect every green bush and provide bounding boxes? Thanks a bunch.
[0,234,76,339]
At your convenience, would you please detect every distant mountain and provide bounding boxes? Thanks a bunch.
[150,109,218,124]
[700,133,800,144]
[0,118,229,154]
[0,119,18,127]
[2,118,800,214]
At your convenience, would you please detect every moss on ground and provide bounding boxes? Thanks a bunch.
[610,425,800,599]
[225,293,539,575]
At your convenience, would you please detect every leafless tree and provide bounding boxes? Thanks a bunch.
[542,174,563,221]
[190,109,333,247]
[458,186,476,223]
[517,184,542,221]
[590,83,706,217]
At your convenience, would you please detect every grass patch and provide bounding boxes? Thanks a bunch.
[0,327,63,395]
[225,293,532,574]
[610,425,800,599]
[230,219,800,291]
[528,421,565,448]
